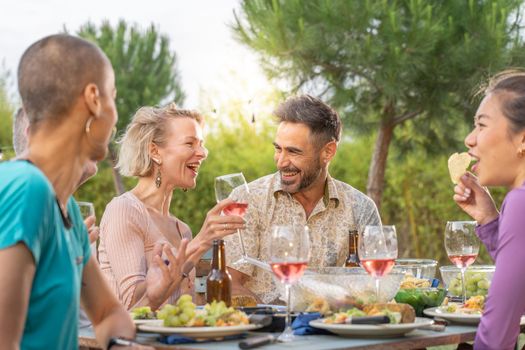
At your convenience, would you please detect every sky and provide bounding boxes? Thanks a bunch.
[0,0,271,109]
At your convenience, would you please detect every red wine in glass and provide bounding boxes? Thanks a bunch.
[448,254,477,269]
[270,261,308,284]
[269,225,310,342]
[358,225,398,302]
[222,202,248,217]
[444,221,479,304]
[361,258,396,277]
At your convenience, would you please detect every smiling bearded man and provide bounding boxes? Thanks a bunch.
[224,94,382,304]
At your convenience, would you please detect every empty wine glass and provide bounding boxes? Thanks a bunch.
[444,221,479,304]
[359,225,398,302]
[78,201,95,225]
[269,225,310,342]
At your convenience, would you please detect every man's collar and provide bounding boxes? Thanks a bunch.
[271,172,340,207]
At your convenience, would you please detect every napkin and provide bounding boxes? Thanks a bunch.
[158,333,247,345]
[292,312,331,336]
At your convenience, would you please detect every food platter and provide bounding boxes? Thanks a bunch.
[137,323,261,339]
[424,307,525,326]
[132,319,163,326]
[309,317,433,337]
[424,307,481,325]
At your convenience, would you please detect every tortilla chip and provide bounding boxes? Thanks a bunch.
[448,152,471,184]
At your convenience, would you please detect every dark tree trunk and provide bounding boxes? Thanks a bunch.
[366,122,395,210]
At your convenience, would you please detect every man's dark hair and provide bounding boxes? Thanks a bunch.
[274,94,342,146]
[17,34,110,127]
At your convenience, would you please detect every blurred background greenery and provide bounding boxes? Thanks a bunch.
[1,0,520,267]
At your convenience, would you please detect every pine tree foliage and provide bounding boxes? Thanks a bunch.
[233,0,525,207]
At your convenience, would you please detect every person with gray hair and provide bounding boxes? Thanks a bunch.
[12,108,28,156]
[12,106,100,245]
[225,94,382,304]
[0,34,152,349]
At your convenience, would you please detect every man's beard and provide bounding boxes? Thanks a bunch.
[280,158,323,193]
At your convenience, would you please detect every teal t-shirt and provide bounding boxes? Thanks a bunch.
[0,160,91,349]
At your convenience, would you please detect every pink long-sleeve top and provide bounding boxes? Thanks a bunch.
[474,184,525,350]
[98,192,194,310]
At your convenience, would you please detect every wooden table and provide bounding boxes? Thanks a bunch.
[79,323,485,350]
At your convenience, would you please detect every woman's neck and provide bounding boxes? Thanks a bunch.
[132,177,174,216]
[26,122,85,207]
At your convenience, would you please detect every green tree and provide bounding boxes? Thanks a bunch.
[232,0,524,208]
[77,19,185,194]
[0,73,14,161]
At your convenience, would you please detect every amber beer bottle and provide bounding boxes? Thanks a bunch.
[344,229,360,267]
[206,239,232,306]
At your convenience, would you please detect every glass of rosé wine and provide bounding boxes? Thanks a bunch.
[269,225,310,342]
[444,221,479,304]
[214,173,252,265]
[359,225,398,302]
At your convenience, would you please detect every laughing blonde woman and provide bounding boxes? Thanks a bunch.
[98,104,244,311]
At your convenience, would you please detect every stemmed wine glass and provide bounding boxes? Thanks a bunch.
[269,225,310,342]
[444,221,479,304]
[78,201,95,220]
[359,225,398,302]
[215,173,270,270]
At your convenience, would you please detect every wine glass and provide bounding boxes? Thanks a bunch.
[215,173,251,263]
[269,225,310,342]
[444,221,479,304]
[359,225,398,302]
[78,201,95,224]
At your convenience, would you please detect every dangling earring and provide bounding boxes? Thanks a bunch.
[182,188,188,192]
[155,167,162,188]
[85,116,94,134]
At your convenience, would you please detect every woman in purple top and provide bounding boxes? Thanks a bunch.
[454,70,525,350]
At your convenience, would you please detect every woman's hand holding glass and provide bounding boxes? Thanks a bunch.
[189,198,246,256]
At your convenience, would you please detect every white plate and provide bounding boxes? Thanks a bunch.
[133,319,163,326]
[137,323,261,339]
[424,307,481,325]
[424,307,525,326]
[309,317,433,337]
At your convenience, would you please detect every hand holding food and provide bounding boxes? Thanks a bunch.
[448,152,472,184]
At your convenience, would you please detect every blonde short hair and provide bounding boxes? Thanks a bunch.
[117,103,204,177]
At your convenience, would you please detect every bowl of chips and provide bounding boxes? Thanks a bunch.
[440,265,495,298]
[286,267,404,314]
[395,259,438,280]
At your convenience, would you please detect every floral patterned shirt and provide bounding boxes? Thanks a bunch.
[224,172,381,303]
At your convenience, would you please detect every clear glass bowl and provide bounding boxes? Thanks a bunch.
[287,267,404,313]
[439,265,495,298]
[395,259,438,279]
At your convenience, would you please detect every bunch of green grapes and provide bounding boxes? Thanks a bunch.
[157,294,196,327]
[448,271,491,297]
[130,306,155,320]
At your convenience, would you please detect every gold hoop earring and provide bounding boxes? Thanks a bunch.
[85,117,94,134]
[155,167,162,188]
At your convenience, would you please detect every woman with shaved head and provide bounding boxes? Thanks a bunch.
[0,34,152,349]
